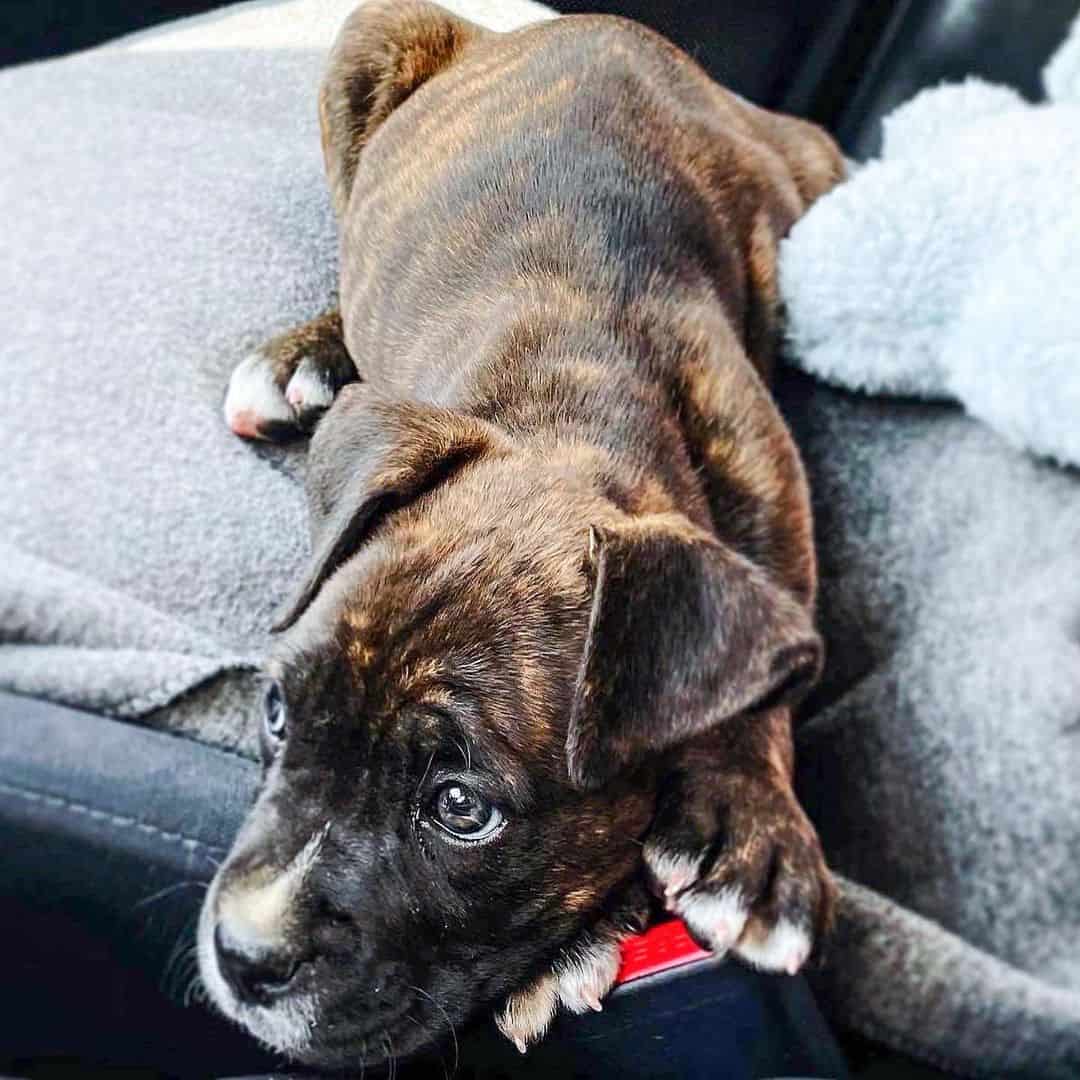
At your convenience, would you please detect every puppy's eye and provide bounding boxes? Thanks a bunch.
[428,782,503,841]
[263,680,287,742]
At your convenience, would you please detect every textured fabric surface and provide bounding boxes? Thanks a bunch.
[0,0,552,736]
[3,2,1079,1075]
[781,13,1080,469]
[776,374,1080,1078]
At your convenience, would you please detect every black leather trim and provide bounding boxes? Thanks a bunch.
[835,0,1080,157]
[0,693,848,1077]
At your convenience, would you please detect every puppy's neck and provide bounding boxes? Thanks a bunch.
[458,281,710,520]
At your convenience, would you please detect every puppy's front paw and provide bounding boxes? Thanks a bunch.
[494,885,649,1052]
[224,352,300,441]
[224,312,353,440]
[644,773,833,975]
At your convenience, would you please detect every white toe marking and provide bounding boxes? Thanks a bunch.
[554,938,620,1014]
[224,353,294,435]
[735,918,812,974]
[495,975,558,1054]
[285,357,336,411]
[677,886,749,955]
[644,847,703,904]
[494,935,621,1052]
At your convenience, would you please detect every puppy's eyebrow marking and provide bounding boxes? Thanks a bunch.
[412,706,477,775]
[414,684,533,804]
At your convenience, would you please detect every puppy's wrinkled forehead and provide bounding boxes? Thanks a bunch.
[272,521,590,787]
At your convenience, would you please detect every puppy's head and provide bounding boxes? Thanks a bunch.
[197,386,820,1067]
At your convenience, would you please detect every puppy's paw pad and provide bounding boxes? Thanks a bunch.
[735,917,812,974]
[223,353,297,441]
[285,357,337,417]
[675,885,750,956]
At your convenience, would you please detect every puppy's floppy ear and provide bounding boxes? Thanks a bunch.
[273,387,506,631]
[567,514,822,789]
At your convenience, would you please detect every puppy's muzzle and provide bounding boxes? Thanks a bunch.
[206,826,334,1008]
[213,919,303,1006]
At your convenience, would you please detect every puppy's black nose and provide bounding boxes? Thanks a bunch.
[214,923,300,1005]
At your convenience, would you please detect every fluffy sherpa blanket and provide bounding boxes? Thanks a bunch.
[2,2,1078,1076]
[781,14,1080,468]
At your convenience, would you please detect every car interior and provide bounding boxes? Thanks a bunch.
[2,1,1077,1077]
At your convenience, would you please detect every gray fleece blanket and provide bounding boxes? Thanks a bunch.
[2,2,1078,1076]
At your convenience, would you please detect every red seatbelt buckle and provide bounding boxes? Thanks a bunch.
[616,918,712,985]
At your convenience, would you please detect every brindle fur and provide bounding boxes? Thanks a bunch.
[203,2,844,1068]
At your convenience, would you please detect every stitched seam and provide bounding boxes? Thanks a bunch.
[0,779,228,859]
[176,739,260,765]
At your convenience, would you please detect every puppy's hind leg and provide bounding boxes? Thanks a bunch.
[226,4,488,442]
[224,310,355,441]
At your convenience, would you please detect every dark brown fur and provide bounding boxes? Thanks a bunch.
[203,3,844,1066]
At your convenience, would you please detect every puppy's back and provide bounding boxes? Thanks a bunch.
[337,13,842,395]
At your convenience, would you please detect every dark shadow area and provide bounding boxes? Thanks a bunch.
[0,1,231,67]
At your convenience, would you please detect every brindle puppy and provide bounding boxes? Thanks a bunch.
[204,1,844,1068]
